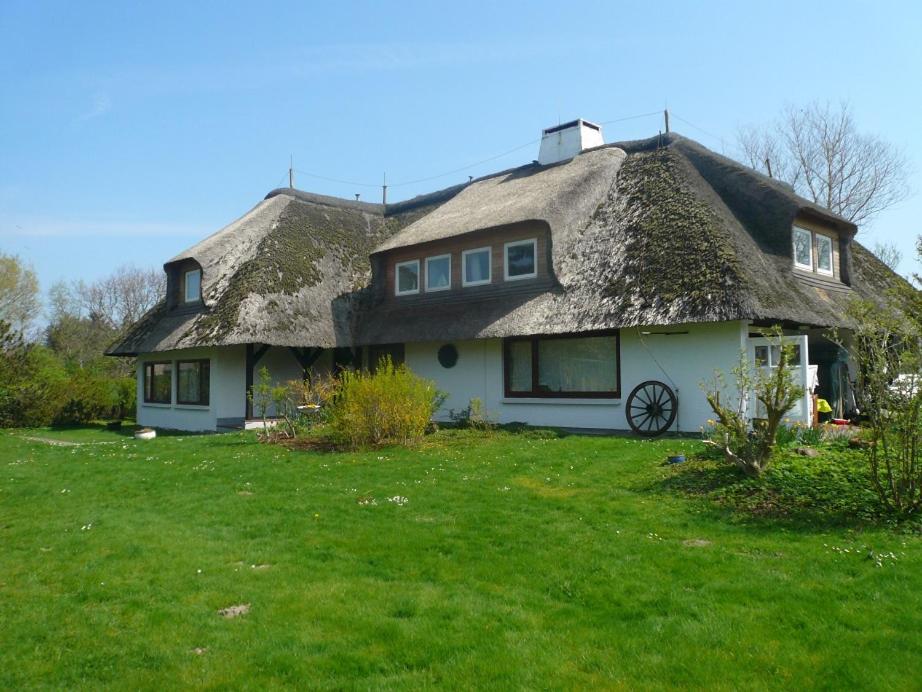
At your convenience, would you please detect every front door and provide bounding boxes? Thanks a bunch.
[747,335,811,425]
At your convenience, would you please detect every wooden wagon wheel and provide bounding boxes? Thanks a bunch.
[626,380,677,437]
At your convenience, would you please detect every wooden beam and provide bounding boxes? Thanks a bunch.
[288,347,322,377]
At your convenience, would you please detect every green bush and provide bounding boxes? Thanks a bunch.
[329,358,445,449]
[54,371,134,425]
[0,341,70,427]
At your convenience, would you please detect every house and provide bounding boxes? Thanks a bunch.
[108,120,907,433]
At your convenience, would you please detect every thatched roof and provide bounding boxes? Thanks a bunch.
[110,131,910,356]
[108,191,437,355]
[358,134,906,344]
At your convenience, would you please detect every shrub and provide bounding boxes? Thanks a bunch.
[702,328,804,476]
[449,397,497,431]
[329,358,445,449]
[0,329,69,427]
[839,297,922,517]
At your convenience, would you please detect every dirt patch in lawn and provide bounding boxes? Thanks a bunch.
[513,476,579,499]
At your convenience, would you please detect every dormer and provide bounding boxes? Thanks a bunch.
[164,258,204,310]
[790,214,850,284]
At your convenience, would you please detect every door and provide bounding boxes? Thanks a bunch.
[747,334,811,425]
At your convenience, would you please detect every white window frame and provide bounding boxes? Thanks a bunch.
[504,238,538,281]
[184,269,202,303]
[815,233,834,276]
[462,247,492,287]
[395,259,420,296]
[425,254,452,292]
[792,226,813,271]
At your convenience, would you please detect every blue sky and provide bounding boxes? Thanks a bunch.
[1,0,920,302]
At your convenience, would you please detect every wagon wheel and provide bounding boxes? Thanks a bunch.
[626,380,677,437]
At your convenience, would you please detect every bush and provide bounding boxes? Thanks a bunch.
[0,335,69,427]
[449,397,497,431]
[54,371,133,425]
[329,358,445,449]
[701,329,804,476]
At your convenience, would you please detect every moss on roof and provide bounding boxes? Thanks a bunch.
[603,148,743,317]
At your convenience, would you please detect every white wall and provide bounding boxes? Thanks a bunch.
[404,321,747,432]
[136,345,335,431]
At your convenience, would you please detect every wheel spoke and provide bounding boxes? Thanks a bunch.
[634,412,652,429]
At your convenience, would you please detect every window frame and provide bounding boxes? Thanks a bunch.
[425,254,452,292]
[503,330,621,399]
[815,232,834,276]
[175,359,210,406]
[503,238,538,281]
[184,268,202,303]
[792,226,814,271]
[462,247,492,287]
[143,361,173,405]
[394,259,421,296]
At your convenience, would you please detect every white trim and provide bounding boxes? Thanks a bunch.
[184,269,201,303]
[462,247,492,287]
[504,238,537,281]
[425,254,452,292]
[501,397,621,406]
[174,404,210,411]
[395,259,420,296]
[792,226,813,271]
[815,233,834,276]
[141,402,172,409]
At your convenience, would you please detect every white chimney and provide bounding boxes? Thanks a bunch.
[537,119,605,166]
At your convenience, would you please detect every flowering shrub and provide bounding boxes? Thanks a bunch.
[328,357,445,449]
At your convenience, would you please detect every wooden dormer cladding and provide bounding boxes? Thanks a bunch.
[791,213,850,285]
[164,258,204,311]
[377,220,554,302]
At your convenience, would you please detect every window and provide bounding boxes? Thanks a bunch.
[816,233,834,275]
[792,227,813,270]
[462,247,492,286]
[504,239,537,281]
[395,260,420,295]
[504,332,620,398]
[143,362,172,404]
[754,344,802,368]
[176,360,210,405]
[184,269,202,303]
[425,254,451,292]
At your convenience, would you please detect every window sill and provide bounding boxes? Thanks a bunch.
[142,402,171,408]
[501,397,621,406]
[175,404,210,410]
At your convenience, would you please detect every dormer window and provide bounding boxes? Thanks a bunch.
[792,225,838,278]
[425,254,451,292]
[462,247,492,286]
[395,260,420,296]
[184,269,202,303]
[792,227,813,271]
[816,234,834,275]
[504,239,537,281]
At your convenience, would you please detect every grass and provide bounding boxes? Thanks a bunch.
[1,426,921,689]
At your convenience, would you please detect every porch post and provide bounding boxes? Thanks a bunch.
[245,343,270,419]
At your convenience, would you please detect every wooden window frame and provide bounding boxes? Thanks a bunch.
[425,254,452,292]
[184,269,202,303]
[504,238,538,281]
[395,259,420,296]
[176,359,210,406]
[143,361,173,404]
[503,330,621,399]
[792,226,813,271]
[815,232,834,276]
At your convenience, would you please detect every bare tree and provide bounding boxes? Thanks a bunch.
[871,241,903,272]
[0,253,40,335]
[738,102,910,227]
[72,265,165,329]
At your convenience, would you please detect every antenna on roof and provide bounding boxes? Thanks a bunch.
[355,193,360,201]
[664,109,670,134]
[289,155,294,189]
[382,172,387,207]
[764,157,774,178]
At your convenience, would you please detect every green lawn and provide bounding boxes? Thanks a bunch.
[1,426,920,689]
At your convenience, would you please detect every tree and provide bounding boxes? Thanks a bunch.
[872,241,902,272]
[0,253,40,335]
[738,102,909,227]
